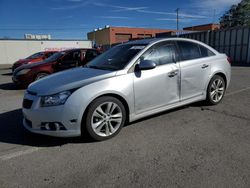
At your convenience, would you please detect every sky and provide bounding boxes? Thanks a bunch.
[0,0,242,39]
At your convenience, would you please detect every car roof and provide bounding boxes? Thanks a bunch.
[44,51,58,53]
[62,48,96,52]
[124,37,205,45]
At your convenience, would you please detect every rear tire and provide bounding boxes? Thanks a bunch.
[83,96,126,141]
[206,75,226,105]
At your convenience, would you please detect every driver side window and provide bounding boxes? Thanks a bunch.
[61,51,80,63]
[141,42,177,66]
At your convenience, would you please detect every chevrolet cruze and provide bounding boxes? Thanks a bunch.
[22,38,231,141]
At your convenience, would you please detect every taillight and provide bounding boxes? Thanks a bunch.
[227,57,232,64]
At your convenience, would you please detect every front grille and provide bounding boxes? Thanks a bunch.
[23,99,33,109]
[25,118,32,128]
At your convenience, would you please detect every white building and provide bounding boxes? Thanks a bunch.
[0,39,92,65]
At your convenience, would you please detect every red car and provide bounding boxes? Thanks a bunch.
[12,51,58,72]
[12,48,100,87]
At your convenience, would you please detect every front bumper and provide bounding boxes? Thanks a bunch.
[22,92,82,137]
[12,74,31,86]
[12,64,20,72]
[23,118,80,137]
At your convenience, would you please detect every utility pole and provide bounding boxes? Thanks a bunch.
[176,8,180,30]
[213,9,216,24]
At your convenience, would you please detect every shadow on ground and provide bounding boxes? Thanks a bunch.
[2,73,12,76]
[0,82,24,90]
[0,109,93,147]
[0,102,206,147]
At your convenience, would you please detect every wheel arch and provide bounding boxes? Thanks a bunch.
[81,93,130,129]
[33,71,51,81]
[214,72,227,87]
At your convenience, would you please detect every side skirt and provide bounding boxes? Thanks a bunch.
[129,94,205,122]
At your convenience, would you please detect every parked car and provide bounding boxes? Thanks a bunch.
[13,48,100,87]
[12,51,58,72]
[22,38,231,141]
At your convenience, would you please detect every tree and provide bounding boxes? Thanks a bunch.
[220,0,250,28]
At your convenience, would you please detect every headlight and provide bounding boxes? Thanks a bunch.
[40,91,71,107]
[16,69,31,76]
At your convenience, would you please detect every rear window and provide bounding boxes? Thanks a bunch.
[199,45,215,57]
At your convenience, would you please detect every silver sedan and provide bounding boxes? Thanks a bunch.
[22,38,231,141]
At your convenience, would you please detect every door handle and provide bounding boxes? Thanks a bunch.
[168,70,178,78]
[201,64,209,69]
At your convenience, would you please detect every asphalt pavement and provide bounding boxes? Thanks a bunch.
[0,65,250,188]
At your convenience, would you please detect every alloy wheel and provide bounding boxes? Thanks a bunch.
[209,78,225,103]
[91,102,123,137]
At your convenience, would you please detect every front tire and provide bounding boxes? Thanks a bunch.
[84,96,126,141]
[206,75,226,105]
[35,72,49,81]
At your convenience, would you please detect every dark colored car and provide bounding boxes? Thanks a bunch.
[12,48,100,87]
[12,51,58,72]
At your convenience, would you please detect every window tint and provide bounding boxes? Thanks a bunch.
[62,51,80,62]
[44,52,54,58]
[28,52,44,59]
[142,43,176,66]
[85,50,99,61]
[199,45,215,57]
[178,41,201,61]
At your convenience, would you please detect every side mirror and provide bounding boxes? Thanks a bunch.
[137,60,156,71]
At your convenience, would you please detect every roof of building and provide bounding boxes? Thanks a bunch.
[184,23,220,29]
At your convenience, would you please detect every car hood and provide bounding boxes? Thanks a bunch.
[16,59,29,64]
[24,60,51,68]
[28,67,117,96]
[13,61,52,75]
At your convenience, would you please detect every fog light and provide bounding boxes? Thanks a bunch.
[45,123,50,130]
[41,122,66,131]
[54,123,60,131]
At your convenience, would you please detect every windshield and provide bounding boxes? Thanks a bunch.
[85,44,147,71]
[27,52,44,59]
[44,51,66,62]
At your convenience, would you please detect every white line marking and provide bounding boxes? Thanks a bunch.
[0,147,40,161]
[226,86,250,97]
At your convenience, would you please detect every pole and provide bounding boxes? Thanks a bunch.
[213,9,216,24]
[176,8,179,31]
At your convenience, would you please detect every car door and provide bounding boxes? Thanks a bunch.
[133,42,180,114]
[177,41,213,101]
[58,50,80,70]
